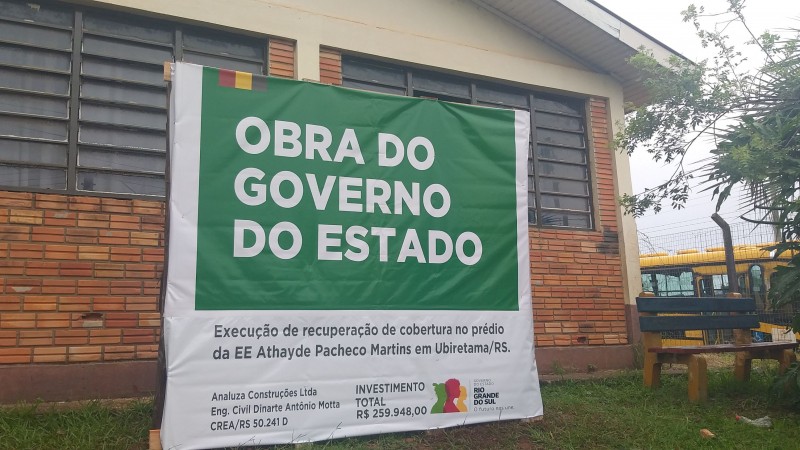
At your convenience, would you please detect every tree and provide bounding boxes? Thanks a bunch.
[616,0,799,315]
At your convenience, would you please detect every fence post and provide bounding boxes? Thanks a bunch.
[711,213,739,294]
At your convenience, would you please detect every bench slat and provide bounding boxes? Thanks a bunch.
[649,342,798,354]
[636,297,756,313]
[639,314,759,332]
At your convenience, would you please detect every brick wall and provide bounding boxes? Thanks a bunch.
[320,52,629,348]
[530,98,627,347]
[0,192,164,365]
[529,230,626,347]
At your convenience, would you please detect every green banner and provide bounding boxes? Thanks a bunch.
[194,67,520,311]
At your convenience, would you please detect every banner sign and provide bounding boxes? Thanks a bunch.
[161,62,542,449]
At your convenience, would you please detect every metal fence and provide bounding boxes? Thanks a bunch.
[638,221,795,344]
[639,221,779,256]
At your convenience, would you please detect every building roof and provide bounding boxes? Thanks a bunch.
[472,0,690,106]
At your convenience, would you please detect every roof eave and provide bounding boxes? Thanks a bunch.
[472,0,691,106]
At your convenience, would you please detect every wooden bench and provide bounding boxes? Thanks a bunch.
[636,295,798,402]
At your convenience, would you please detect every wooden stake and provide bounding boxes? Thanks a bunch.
[151,58,172,436]
[149,429,162,450]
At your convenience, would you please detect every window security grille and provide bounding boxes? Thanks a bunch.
[0,0,266,197]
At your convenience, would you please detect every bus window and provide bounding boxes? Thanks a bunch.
[699,276,713,296]
[641,269,694,296]
[641,273,653,293]
[712,274,729,296]
[700,274,731,297]
[640,242,794,304]
[749,265,766,310]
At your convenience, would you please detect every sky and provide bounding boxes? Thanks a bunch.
[593,0,800,249]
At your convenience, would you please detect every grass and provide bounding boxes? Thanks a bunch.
[527,369,800,449]
[0,399,152,450]
[2,367,799,449]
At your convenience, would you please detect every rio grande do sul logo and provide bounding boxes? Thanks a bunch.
[431,379,467,413]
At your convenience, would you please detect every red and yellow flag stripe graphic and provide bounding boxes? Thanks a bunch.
[218,69,267,91]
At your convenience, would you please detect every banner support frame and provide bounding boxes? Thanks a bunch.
[149,61,174,443]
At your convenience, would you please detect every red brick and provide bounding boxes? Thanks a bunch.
[33,346,67,362]
[1,312,36,328]
[78,219,108,228]
[26,261,60,276]
[44,210,76,226]
[54,329,89,345]
[123,329,156,344]
[104,345,135,360]
[0,260,25,275]
[9,209,43,225]
[0,225,31,241]
[132,200,163,214]
[59,296,92,312]
[105,312,137,328]
[93,296,125,312]
[0,347,32,363]
[95,269,125,278]
[36,312,71,328]
[42,279,76,294]
[45,244,78,260]
[35,193,67,202]
[89,335,119,345]
[125,296,158,311]
[110,281,142,295]
[0,295,21,311]
[136,344,158,359]
[22,296,57,311]
[0,192,33,207]
[68,345,102,354]
[101,204,132,214]
[138,312,161,327]
[60,261,94,277]
[65,233,98,244]
[77,279,109,293]
[9,242,45,259]
[0,330,18,346]
[110,253,140,262]
[19,330,53,346]
[68,348,102,362]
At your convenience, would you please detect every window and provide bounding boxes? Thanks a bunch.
[641,269,695,297]
[0,0,267,197]
[749,264,766,310]
[700,274,733,297]
[341,56,593,229]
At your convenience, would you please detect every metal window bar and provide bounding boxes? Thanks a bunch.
[0,0,270,198]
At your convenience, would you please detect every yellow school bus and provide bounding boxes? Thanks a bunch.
[640,243,796,343]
